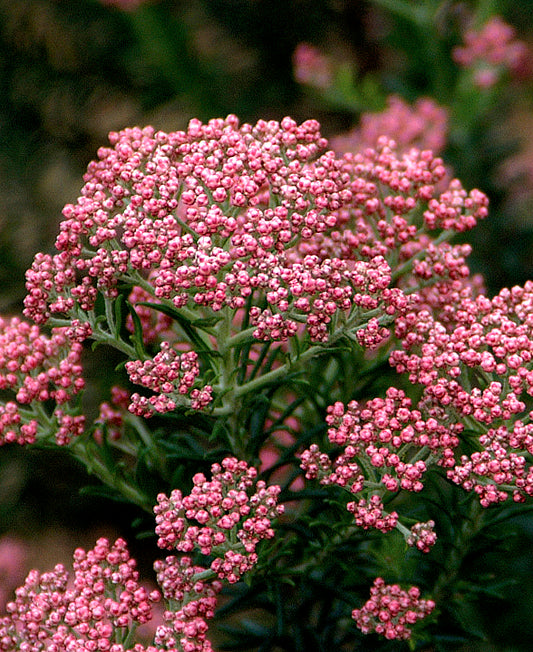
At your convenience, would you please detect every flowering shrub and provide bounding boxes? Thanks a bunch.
[0,108,510,648]
[2,61,533,645]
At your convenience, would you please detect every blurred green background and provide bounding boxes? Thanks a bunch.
[1,1,533,649]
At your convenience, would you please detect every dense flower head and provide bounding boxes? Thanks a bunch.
[126,344,212,416]
[300,387,465,542]
[0,538,160,651]
[296,138,488,311]
[447,423,533,506]
[154,457,284,583]
[23,116,348,340]
[352,577,435,640]
[301,387,461,494]
[153,556,221,652]
[0,317,85,446]
[390,280,533,504]
[392,282,533,423]
[453,16,531,87]
[22,117,487,358]
[331,95,449,155]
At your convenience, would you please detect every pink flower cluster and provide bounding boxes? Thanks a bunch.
[23,116,347,341]
[392,284,533,423]
[347,495,398,533]
[126,344,212,416]
[331,95,448,155]
[292,43,334,89]
[391,281,533,504]
[352,578,435,640]
[406,520,437,553]
[297,138,488,305]
[453,16,530,87]
[154,457,284,584]
[300,388,461,541]
[0,317,85,446]
[153,556,221,652]
[21,116,487,361]
[302,388,461,491]
[0,538,160,651]
[447,423,533,506]
[0,535,227,652]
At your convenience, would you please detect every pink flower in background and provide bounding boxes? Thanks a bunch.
[293,43,335,89]
[453,16,531,87]
[0,537,27,613]
[330,95,448,155]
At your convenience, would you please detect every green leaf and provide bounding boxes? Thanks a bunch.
[113,293,127,339]
[190,315,224,328]
[79,484,132,504]
[210,417,232,445]
[126,301,147,359]
[135,449,160,500]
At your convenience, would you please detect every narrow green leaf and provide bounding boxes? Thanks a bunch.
[126,301,147,359]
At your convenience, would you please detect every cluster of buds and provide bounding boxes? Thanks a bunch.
[302,388,461,489]
[447,423,533,506]
[391,281,533,505]
[22,117,487,366]
[406,520,437,553]
[347,495,398,533]
[154,457,284,583]
[297,137,488,312]
[352,577,435,640]
[153,556,221,652]
[0,538,160,651]
[300,387,461,542]
[126,344,213,416]
[392,283,533,423]
[0,317,85,446]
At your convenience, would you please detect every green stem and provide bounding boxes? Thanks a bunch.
[70,439,153,513]
[120,623,139,649]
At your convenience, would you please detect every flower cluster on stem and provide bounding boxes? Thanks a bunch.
[352,577,435,640]
[300,387,460,547]
[154,457,284,584]
[0,537,159,652]
[0,317,84,446]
